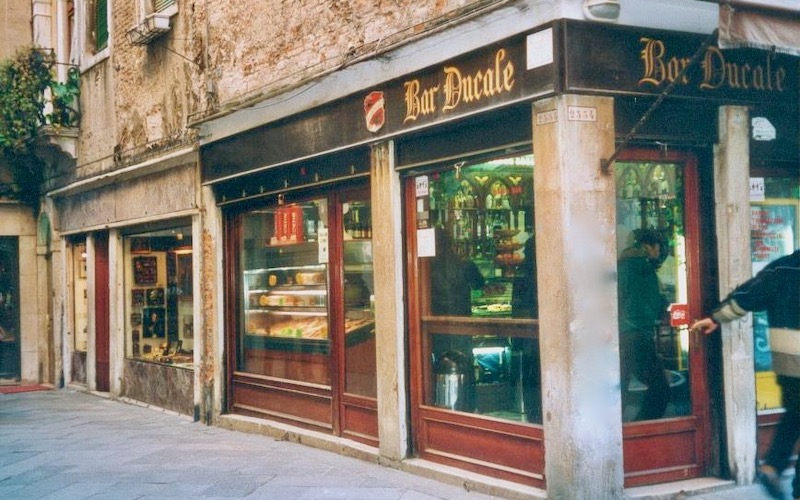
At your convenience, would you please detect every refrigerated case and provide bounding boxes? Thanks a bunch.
[228,186,378,445]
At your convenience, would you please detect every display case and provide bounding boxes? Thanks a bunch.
[244,242,330,354]
[240,210,375,358]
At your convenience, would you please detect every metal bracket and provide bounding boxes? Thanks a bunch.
[600,29,718,176]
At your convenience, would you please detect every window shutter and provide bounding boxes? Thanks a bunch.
[95,0,108,50]
[154,0,176,12]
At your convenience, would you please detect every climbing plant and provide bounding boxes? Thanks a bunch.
[0,46,80,208]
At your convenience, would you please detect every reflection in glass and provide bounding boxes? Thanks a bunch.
[240,199,330,385]
[751,176,800,411]
[615,161,691,422]
[417,153,541,424]
[343,199,376,398]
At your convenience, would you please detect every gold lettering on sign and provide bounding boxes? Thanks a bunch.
[442,49,515,112]
[403,80,440,123]
[403,48,516,124]
[700,46,786,92]
[638,37,691,86]
[638,37,787,94]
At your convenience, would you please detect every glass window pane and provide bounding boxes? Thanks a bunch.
[751,176,800,412]
[343,200,376,398]
[124,226,193,367]
[616,162,691,422]
[416,153,541,424]
[240,200,330,385]
[73,241,88,353]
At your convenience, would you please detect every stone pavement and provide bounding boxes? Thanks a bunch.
[0,389,791,499]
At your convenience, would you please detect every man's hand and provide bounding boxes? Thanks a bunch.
[690,317,719,335]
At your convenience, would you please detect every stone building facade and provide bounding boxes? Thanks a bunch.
[8,1,798,498]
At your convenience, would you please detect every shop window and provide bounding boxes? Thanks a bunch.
[751,176,800,412]
[73,241,89,353]
[239,199,332,384]
[124,226,193,368]
[413,152,541,423]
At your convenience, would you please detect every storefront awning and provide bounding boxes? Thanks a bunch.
[719,0,800,56]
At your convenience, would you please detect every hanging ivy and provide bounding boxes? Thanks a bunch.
[0,46,80,209]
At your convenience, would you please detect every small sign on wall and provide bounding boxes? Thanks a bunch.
[750,177,765,202]
[536,110,557,125]
[567,106,597,122]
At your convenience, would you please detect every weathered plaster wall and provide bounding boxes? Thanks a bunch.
[111,1,496,156]
[113,1,201,156]
[55,163,197,232]
[74,61,117,182]
[0,0,32,59]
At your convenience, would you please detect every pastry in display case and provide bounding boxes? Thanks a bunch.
[244,263,329,343]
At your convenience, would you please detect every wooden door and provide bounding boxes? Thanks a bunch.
[94,231,110,392]
[335,188,378,447]
[615,149,711,486]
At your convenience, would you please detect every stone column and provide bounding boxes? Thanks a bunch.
[533,95,623,499]
[370,141,409,461]
[85,233,97,391]
[108,228,123,395]
[714,105,756,485]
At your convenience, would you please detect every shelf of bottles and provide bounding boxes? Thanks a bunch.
[428,178,528,276]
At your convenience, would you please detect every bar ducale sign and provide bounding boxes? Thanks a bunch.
[639,37,787,94]
[403,48,516,124]
[565,21,798,105]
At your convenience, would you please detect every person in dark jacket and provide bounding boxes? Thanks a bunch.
[691,250,800,500]
[618,229,671,421]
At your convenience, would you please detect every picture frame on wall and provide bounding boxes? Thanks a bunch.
[177,254,193,300]
[132,289,145,306]
[146,288,165,306]
[133,256,158,285]
[143,308,165,338]
[183,315,193,339]
[130,313,142,326]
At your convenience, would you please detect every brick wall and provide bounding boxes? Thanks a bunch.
[110,0,492,155]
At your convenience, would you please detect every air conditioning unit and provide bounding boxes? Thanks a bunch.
[127,13,171,46]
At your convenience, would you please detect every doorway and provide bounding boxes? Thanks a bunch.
[615,149,711,486]
[0,237,20,382]
[94,232,110,392]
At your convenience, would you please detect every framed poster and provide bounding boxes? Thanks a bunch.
[131,289,145,307]
[146,288,165,306]
[177,254,193,300]
[143,308,165,339]
[133,256,158,285]
[183,315,194,339]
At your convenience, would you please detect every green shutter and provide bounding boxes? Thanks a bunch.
[154,0,176,12]
[95,0,108,51]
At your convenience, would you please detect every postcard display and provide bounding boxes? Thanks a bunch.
[127,237,194,368]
